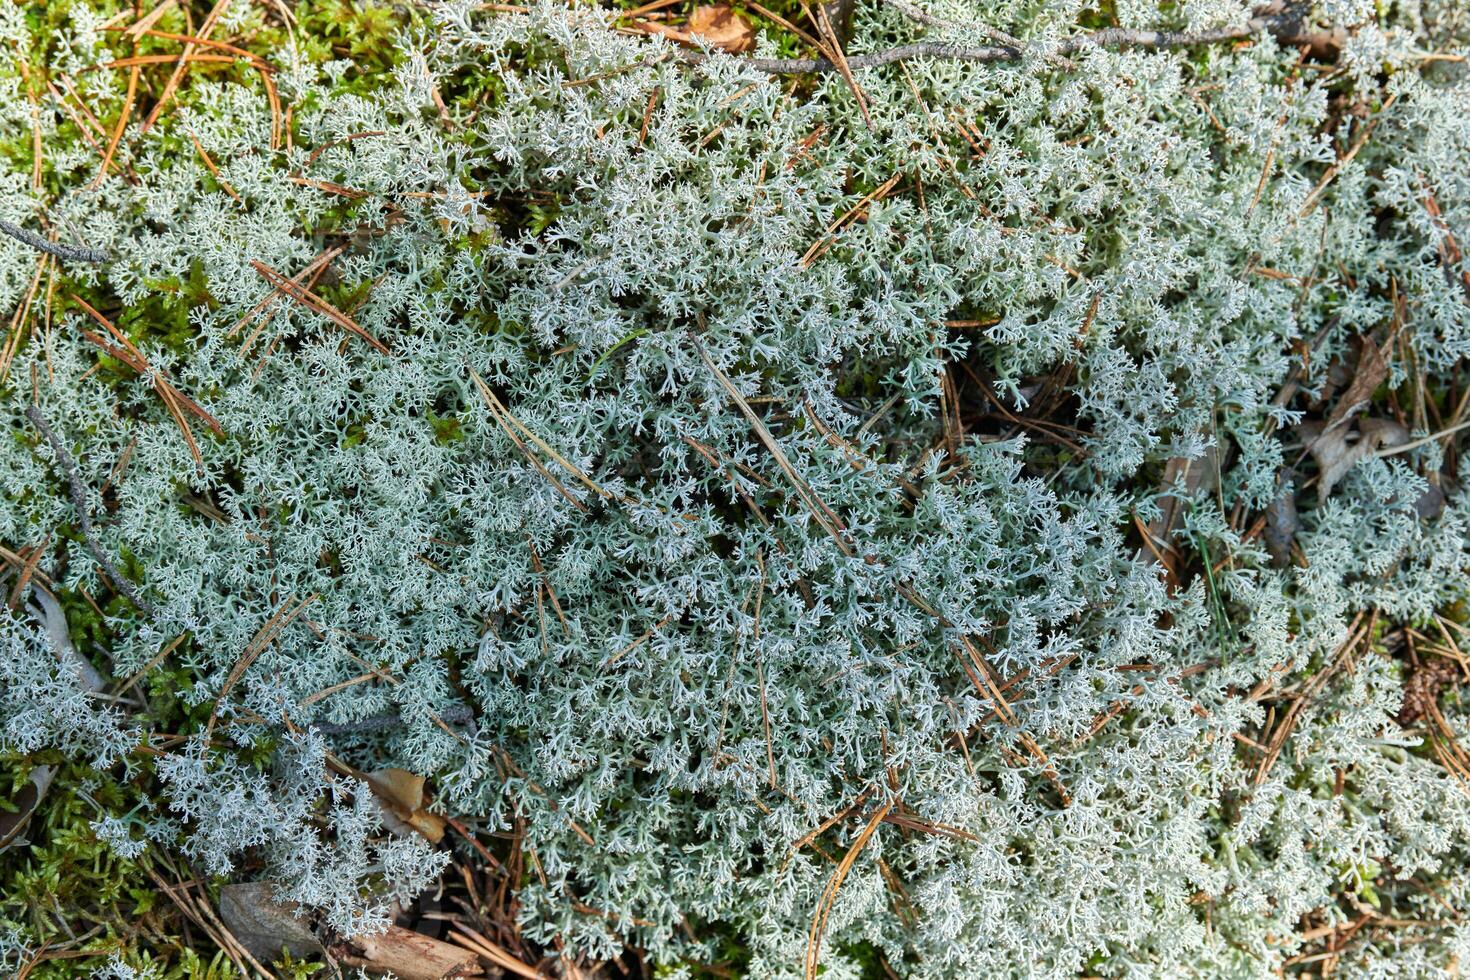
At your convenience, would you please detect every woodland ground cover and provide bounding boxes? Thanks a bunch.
[1,0,1470,977]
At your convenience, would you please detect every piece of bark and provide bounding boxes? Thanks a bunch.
[342,924,484,979]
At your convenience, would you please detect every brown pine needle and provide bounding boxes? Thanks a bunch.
[1298,93,1397,218]
[747,0,823,49]
[142,0,232,133]
[285,175,368,198]
[1254,615,1371,786]
[206,594,316,737]
[93,62,139,188]
[694,338,853,555]
[124,0,177,38]
[250,260,390,353]
[92,52,262,71]
[0,252,48,381]
[805,798,893,979]
[229,246,341,340]
[104,27,272,67]
[471,373,590,512]
[601,613,673,668]
[881,811,980,842]
[800,172,903,268]
[810,0,872,129]
[70,293,224,465]
[470,370,618,502]
[258,66,283,149]
[301,130,388,170]
[448,922,545,979]
[955,635,1017,726]
[186,129,241,202]
[781,786,873,873]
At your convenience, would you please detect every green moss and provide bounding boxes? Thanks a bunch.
[293,0,411,80]
[0,761,154,973]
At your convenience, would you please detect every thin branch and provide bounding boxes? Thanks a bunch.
[26,405,156,618]
[1375,416,1470,458]
[312,703,475,735]
[883,0,1076,69]
[0,220,109,264]
[671,10,1302,73]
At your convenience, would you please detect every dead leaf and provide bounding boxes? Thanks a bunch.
[1144,446,1219,586]
[687,5,755,53]
[30,588,105,693]
[1397,659,1461,726]
[1325,335,1388,430]
[364,768,447,844]
[342,923,483,979]
[219,881,325,963]
[0,766,54,854]
[1264,487,1298,569]
[1414,482,1446,520]
[1302,416,1408,499]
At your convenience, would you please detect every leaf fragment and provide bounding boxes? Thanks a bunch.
[364,768,447,843]
[687,4,755,53]
[1302,416,1407,500]
[0,766,54,854]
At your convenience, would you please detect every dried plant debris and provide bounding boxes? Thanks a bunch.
[1397,658,1463,728]
[364,768,448,844]
[1264,484,1299,568]
[1301,415,1409,499]
[686,5,755,53]
[337,924,484,979]
[0,767,55,855]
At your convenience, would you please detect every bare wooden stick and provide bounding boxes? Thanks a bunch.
[0,220,109,264]
[882,0,1076,69]
[669,9,1306,73]
[26,405,156,617]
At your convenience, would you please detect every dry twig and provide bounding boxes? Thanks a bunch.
[0,220,109,264]
[668,8,1307,73]
[26,405,156,618]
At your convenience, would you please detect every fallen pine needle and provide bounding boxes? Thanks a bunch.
[805,797,893,979]
[250,260,390,353]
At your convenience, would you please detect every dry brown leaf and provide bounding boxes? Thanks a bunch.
[0,766,54,854]
[1302,416,1408,499]
[364,768,447,843]
[1414,482,1446,520]
[1264,487,1298,569]
[1300,334,1404,499]
[1144,446,1219,585]
[1325,335,1388,430]
[687,4,755,53]
[218,881,325,963]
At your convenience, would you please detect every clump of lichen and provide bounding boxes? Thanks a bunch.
[3,0,1470,976]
